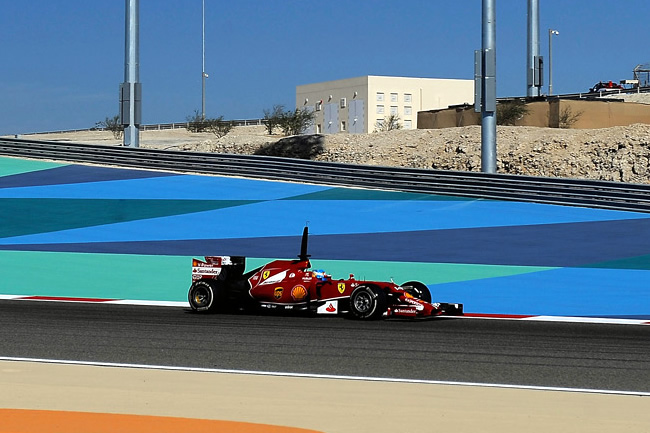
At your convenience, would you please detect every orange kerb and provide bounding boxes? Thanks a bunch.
[0,409,323,433]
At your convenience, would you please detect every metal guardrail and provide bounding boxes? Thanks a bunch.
[551,86,650,101]
[12,119,265,136]
[2,137,650,214]
[140,119,265,130]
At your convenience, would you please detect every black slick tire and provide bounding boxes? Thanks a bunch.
[401,281,432,303]
[188,279,227,313]
[349,284,387,320]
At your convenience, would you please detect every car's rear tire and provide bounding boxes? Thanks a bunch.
[401,281,432,303]
[188,279,227,312]
[349,284,387,320]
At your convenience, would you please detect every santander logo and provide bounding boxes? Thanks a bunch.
[326,303,336,312]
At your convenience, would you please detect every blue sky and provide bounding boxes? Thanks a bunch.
[1,0,648,135]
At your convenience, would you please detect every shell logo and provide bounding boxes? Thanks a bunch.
[273,287,283,300]
[291,285,308,301]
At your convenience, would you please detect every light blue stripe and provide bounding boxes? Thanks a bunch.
[1,199,647,245]
[431,267,650,316]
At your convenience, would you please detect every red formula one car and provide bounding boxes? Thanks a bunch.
[188,227,463,319]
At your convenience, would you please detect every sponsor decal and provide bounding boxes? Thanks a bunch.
[291,285,308,301]
[192,267,221,276]
[337,283,345,294]
[393,308,418,315]
[289,273,295,278]
[274,287,283,300]
[403,297,426,311]
[317,300,338,314]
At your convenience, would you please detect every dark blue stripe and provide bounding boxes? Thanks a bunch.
[3,217,650,267]
[0,165,178,189]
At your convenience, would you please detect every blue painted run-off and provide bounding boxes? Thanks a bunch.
[0,157,648,319]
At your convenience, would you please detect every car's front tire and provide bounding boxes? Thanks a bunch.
[188,279,227,312]
[401,281,432,303]
[349,284,387,320]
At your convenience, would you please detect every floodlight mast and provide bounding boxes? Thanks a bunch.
[481,0,497,174]
[201,0,206,119]
[527,0,543,97]
[548,29,559,96]
[120,0,141,147]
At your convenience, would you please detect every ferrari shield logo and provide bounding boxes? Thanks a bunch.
[263,270,270,280]
[338,283,345,294]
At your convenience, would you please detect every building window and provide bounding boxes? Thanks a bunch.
[316,124,322,134]
[390,106,398,115]
[376,105,385,114]
[390,93,398,103]
[404,120,412,129]
[404,93,412,103]
[341,120,347,132]
[376,92,384,102]
[315,101,322,111]
[404,106,412,115]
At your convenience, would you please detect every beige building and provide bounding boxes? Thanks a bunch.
[296,75,474,134]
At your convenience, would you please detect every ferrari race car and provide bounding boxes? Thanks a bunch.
[188,227,463,319]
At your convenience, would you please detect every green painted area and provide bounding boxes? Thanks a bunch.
[0,198,260,238]
[283,187,475,201]
[0,157,65,177]
[246,257,554,286]
[581,254,650,270]
[0,250,189,301]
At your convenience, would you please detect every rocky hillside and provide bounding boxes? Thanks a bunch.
[173,124,650,185]
[16,123,650,184]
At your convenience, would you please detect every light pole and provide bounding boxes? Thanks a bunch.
[121,0,141,147]
[481,0,497,174]
[201,0,207,119]
[548,29,559,95]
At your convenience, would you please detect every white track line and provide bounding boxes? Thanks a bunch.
[1,356,648,397]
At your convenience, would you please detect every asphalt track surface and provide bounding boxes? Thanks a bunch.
[1,300,648,393]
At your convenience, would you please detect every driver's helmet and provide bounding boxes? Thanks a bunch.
[313,269,327,281]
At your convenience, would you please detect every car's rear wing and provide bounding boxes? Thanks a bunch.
[192,256,246,280]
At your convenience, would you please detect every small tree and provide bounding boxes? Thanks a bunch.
[186,110,233,137]
[374,114,402,132]
[262,104,285,135]
[497,100,529,125]
[558,106,583,129]
[278,107,316,136]
[186,109,209,132]
[95,115,123,139]
[207,116,234,138]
